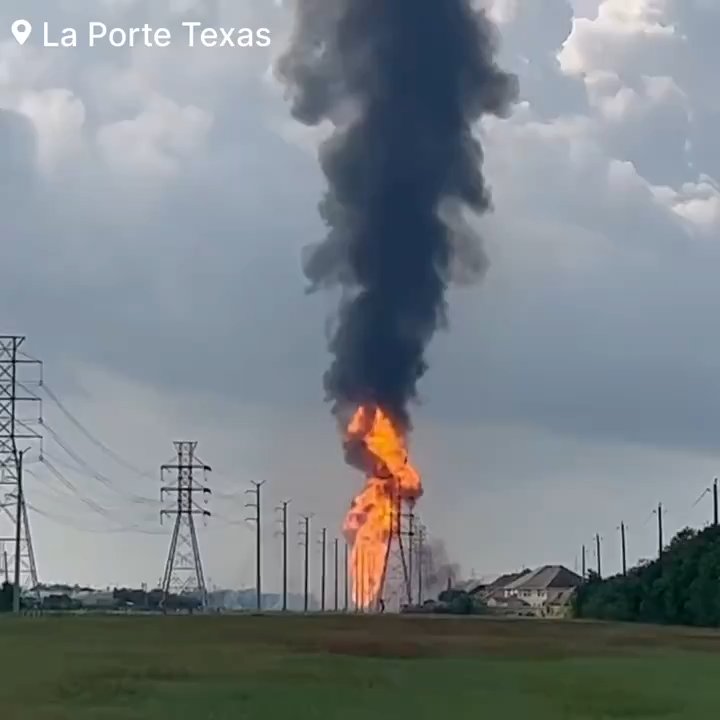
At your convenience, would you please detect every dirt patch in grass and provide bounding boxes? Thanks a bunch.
[253,614,720,660]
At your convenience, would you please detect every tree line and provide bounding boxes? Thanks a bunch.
[0,584,201,613]
[574,525,720,627]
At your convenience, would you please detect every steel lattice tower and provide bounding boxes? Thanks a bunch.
[376,490,412,612]
[0,336,42,598]
[160,441,211,609]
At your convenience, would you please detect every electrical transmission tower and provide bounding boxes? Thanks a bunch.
[376,491,412,612]
[160,441,211,609]
[0,336,42,604]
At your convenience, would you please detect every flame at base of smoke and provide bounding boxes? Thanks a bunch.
[342,406,422,609]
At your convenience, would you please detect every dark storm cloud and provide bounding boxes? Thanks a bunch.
[277,0,518,427]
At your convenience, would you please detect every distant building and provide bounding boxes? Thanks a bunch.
[477,571,531,597]
[472,565,582,617]
[503,565,583,610]
[75,590,119,609]
[486,594,532,613]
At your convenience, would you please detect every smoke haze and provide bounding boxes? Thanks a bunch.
[420,537,461,598]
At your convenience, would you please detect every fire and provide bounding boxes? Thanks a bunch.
[342,405,422,609]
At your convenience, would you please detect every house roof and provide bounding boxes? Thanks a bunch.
[486,571,531,590]
[460,579,491,595]
[505,565,583,591]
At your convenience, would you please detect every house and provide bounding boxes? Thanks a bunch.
[478,571,531,598]
[503,565,583,609]
[486,593,533,614]
[543,588,577,618]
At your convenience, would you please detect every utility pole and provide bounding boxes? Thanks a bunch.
[0,336,42,604]
[416,522,425,604]
[319,527,327,612]
[333,537,339,612]
[581,544,586,580]
[343,541,349,612]
[0,543,10,585]
[595,534,602,578]
[357,546,364,613]
[245,480,265,612]
[299,514,311,612]
[619,522,627,576]
[654,503,664,558]
[407,510,415,605]
[276,500,290,612]
[160,442,211,609]
[13,450,25,613]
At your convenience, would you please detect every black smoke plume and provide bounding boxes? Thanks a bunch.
[277,1,518,428]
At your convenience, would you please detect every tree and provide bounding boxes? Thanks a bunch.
[0,582,13,612]
[574,526,720,627]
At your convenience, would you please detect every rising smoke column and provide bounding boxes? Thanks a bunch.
[277,1,518,428]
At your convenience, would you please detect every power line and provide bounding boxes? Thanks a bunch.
[27,501,164,535]
[42,457,119,521]
[43,424,156,505]
[41,383,154,479]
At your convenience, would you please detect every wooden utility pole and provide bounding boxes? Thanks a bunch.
[343,542,349,612]
[300,515,311,612]
[714,479,719,527]
[277,501,290,612]
[619,522,627,576]
[417,524,425,604]
[407,512,415,605]
[333,538,339,612]
[657,503,664,558]
[245,481,265,611]
[319,528,327,612]
[595,534,602,578]
[581,544,586,579]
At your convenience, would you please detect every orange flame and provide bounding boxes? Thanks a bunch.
[342,405,422,609]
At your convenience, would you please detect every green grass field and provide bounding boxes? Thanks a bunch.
[1,614,719,719]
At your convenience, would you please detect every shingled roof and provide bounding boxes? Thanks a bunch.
[505,565,583,591]
[486,571,531,590]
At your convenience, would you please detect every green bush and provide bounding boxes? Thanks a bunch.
[0,582,13,613]
[574,526,720,627]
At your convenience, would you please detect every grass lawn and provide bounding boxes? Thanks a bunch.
[1,614,719,719]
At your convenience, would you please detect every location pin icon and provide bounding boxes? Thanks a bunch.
[11,19,32,46]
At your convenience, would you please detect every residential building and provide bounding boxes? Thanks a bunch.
[503,565,583,609]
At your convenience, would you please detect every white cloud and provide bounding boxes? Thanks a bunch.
[17,88,87,173]
[97,96,212,179]
[658,177,720,235]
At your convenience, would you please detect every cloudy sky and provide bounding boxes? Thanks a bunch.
[2,0,720,593]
